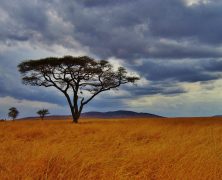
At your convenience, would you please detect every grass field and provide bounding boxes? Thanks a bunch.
[1,117,222,179]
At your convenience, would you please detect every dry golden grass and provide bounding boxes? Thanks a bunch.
[1,117,222,179]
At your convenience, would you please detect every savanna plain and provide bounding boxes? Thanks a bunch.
[1,117,222,180]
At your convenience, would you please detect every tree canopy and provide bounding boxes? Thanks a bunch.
[8,107,19,120]
[37,109,50,120]
[18,56,139,123]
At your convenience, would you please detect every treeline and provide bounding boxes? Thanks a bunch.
[1,107,50,121]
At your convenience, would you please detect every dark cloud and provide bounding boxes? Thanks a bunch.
[54,0,222,59]
[124,58,222,97]
[148,0,222,45]
[1,0,222,59]
[0,53,66,105]
[131,83,187,96]
[202,59,222,72]
[80,0,135,7]
[132,59,222,83]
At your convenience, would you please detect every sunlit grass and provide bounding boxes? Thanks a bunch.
[1,117,222,179]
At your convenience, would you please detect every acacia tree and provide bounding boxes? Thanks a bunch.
[8,107,19,120]
[37,109,50,120]
[18,56,139,123]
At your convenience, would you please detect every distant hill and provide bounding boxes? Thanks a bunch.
[213,115,222,117]
[18,110,163,120]
[81,110,163,118]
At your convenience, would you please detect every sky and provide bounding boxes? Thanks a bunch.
[1,0,222,118]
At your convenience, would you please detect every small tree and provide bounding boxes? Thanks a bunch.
[37,109,50,120]
[18,56,139,123]
[8,107,19,120]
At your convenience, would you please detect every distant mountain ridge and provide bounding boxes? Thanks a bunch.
[81,110,163,118]
[19,110,163,120]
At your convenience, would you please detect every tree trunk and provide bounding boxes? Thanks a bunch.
[65,93,83,123]
[71,107,83,123]
[64,94,79,123]
[70,107,79,123]
[69,106,79,123]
